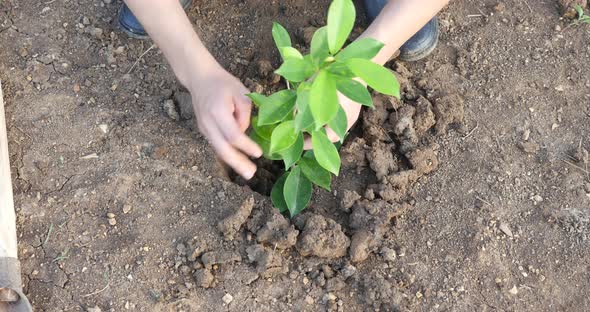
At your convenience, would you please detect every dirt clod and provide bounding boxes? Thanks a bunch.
[257,59,273,78]
[256,213,299,249]
[518,141,540,154]
[194,268,214,288]
[349,230,374,263]
[413,96,436,136]
[340,190,361,212]
[297,214,350,259]
[173,91,194,120]
[433,94,465,134]
[406,144,439,175]
[367,142,398,180]
[201,251,241,268]
[246,244,285,276]
[217,196,254,240]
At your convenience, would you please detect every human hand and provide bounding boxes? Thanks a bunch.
[303,92,362,149]
[188,67,262,179]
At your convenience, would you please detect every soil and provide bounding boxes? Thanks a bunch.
[1,0,590,311]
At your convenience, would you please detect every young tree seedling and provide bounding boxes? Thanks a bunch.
[248,0,400,217]
[572,5,590,26]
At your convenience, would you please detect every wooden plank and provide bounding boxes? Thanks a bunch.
[0,80,18,258]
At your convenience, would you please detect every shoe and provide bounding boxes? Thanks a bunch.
[363,0,439,62]
[119,0,194,39]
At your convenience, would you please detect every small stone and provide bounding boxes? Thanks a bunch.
[498,222,513,237]
[82,16,91,25]
[518,141,539,154]
[222,293,234,305]
[555,85,565,92]
[87,307,102,312]
[73,84,81,92]
[18,47,28,57]
[494,2,506,12]
[304,295,314,304]
[99,124,108,134]
[341,263,357,278]
[509,285,518,295]
[381,247,397,262]
[531,194,543,204]
[108,218,117,226]
[123,205,132,214]
[107,213,115,218]
[163,99,179,121]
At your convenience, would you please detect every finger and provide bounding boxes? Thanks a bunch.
[204,120,258,180]
[233,95,252,133]
[214,108,262,158]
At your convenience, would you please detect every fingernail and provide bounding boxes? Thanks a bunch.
[244,169,256,180]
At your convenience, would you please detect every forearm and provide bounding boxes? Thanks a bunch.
[360,0,449,65]
[123,0,220,87]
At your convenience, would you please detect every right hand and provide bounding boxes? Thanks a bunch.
[188,66,262,180]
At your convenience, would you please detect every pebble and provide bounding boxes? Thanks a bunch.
[163,99,179,121]
[304,295,314,304]
[87,307,102,312]
[108,218,117,226]
[222,293,234,305]
[82,16,90,25]
[341,263,357,278]
[531,194,543,204]
[381,247,397,262]
[123,205,132,214]
[498,222,513,237]
[509,285,519,295]
[99,124,108,134]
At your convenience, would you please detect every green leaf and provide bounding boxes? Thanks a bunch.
[345,58,400,97]
[251,116,275,141]
[336,79,373,107]
[310,71,339,129]
[575,4,584,18]
[251,90,297,125]
[328,105,347,143]
[283,166,312,217]
[299,153,332,191]
[294,88,314,132]
[275,59,315,82]
[249,131,282,160]
[336,38,384,61]
[327,0,356,54]
[310,26,330,66]
[279,47,304,60]
[272,22,292,50]
[280,133,304,169]
[247,93,266,108]
[326,61,355,78]
[311,130,341,175]
[270,120,298,153]
[271,172,289,213]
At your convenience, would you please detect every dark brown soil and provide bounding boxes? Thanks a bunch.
[1,0,590,311]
